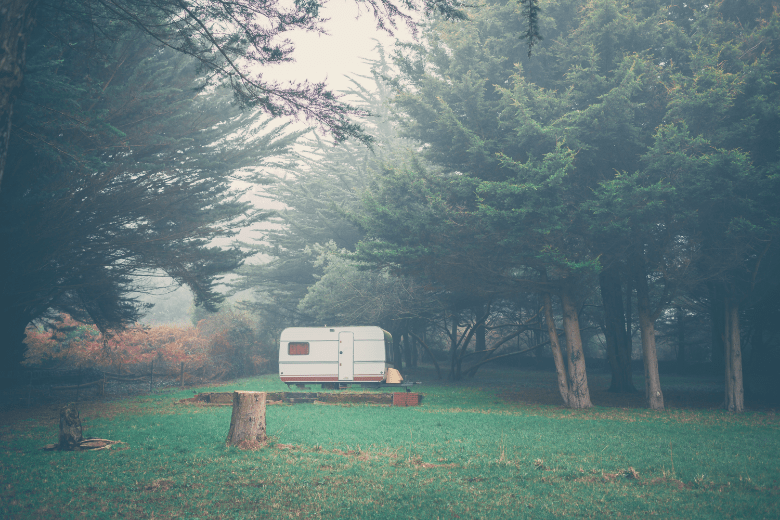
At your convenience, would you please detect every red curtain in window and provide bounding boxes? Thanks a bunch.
[288,342,309,355]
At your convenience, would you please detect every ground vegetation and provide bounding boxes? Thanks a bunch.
[0,370,778,519]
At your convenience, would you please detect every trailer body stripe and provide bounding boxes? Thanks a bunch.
[280,375,384,382]
[280,375,338,382]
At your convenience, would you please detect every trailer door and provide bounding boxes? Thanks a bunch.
[338,331,354,381]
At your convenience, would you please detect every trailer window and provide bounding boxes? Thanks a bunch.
[288,342,309,355]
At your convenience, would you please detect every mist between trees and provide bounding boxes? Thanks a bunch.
[0,0,471,375]
[2,0,778,414]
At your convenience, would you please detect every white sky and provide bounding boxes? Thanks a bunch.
[263,0,415,93]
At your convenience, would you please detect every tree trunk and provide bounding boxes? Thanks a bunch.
[0,0,38,191]
[454,329,471,380]
[724,295,744,412]
[543,291,570,406]
[533,294,545,346]
[676,306,686,373]
[634,261,664,410]
[411,334,418,367]
[402,325,412,369]
[561,289,592,409]
[599,266,637,393]
[453,308,488,380]
[392,326,403,371]
[226,391,267,449]
[410,321,418,368]
[58,404,83,451]
[409,331,441,379]
[709,282,725,370]
[475,305,487,352]
[624,275,634,365]
[449,312,458,379]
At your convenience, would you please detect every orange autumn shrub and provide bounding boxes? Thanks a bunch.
[24,314,102,367]
[23,312,270,378]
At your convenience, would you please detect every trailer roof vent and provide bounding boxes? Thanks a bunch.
[330,328,335,332]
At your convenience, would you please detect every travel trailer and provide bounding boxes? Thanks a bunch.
[278,326,394,386]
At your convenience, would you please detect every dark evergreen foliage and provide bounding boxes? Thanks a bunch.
[0,10,300,371]
[354,0,780,406]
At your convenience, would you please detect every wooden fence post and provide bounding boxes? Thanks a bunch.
[180,362,184,388]
[149,360,154,393]
[226,391,267,449]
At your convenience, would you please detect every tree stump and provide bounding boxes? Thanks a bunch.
[58,403,83,451]
[225,391,267,449]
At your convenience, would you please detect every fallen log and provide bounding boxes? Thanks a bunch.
[44,438,123,451]
[76,438,123,450]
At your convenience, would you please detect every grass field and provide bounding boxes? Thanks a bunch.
[1,367,778,519]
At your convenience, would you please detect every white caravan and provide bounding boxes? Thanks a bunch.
[279,326,394,386]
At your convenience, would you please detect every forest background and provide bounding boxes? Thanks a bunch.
[2,0,779,414]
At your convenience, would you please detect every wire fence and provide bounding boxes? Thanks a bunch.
[0,358,266,410]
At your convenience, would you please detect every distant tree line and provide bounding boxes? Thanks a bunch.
[240,0,779,413]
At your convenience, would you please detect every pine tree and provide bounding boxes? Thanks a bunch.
[0,18,300,372]
[383,0,780,410]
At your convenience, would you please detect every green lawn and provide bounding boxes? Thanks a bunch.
[1,368,778,519]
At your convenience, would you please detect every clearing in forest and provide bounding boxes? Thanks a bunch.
[0,368,777,519]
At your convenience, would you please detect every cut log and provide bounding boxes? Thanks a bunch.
[44,438,123,451]
[58,404,83,450]
[225,391,267,449]
[77,438,122,450]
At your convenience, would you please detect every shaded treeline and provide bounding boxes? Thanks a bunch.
[240,0,780,413]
